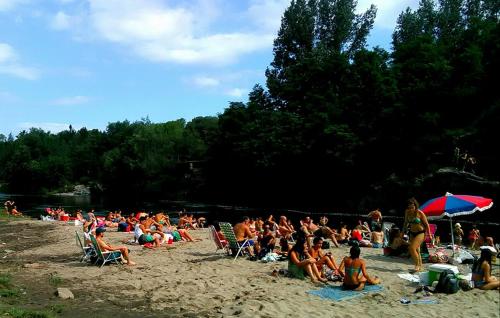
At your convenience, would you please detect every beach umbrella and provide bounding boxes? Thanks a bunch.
[420,192,493,255]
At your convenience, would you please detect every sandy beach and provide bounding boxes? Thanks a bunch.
[0,218,499,318]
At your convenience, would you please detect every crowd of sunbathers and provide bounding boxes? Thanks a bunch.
[215,214,382,290]
[74,209,204,266]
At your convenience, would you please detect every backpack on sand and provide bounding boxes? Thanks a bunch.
[435,269,459,294]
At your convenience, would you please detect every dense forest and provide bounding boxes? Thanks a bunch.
[1,0,499,213]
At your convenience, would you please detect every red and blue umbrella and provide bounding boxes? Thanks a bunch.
[421,192,493,219]
[420,192,493,255]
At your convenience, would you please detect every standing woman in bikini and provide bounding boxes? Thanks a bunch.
[403,198,431,272]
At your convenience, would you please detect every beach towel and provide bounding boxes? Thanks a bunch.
[307,285,383,301]
[398,273,420,283]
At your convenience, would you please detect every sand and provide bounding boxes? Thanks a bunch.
[0,219,499,317]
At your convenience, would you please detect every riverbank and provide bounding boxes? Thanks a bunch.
[1,218,499,317]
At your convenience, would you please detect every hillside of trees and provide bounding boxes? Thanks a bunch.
[1,0,499,213]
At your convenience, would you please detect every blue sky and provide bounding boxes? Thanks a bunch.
[0,0,419,137]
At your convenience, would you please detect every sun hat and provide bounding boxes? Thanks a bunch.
[454,223,461,228]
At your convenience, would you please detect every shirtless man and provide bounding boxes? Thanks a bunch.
[302,217,339,248]
[233,216,255,256]
[95,227,136,265]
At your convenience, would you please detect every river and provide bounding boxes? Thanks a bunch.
[0,192,498,243]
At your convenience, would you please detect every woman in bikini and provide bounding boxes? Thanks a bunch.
[288,238,327,284]
[403,198,431,272]
[339,245,380,290]
[472,246,500,290]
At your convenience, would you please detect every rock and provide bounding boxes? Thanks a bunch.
[57,288,74,299]
[3,249,14,254]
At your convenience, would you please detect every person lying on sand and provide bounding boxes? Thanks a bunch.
[339,245,380,291]
[95,227,136,266]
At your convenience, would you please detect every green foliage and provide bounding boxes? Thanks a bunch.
[1,307,55,318]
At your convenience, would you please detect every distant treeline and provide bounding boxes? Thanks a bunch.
[1,0,499,212]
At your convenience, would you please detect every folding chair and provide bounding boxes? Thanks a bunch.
[89,235,123,268]
[75,231,96,262]
[218,222,249,262]
[208,225,228,255]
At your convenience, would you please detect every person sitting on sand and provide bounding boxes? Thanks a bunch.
[367,209,382,231]
[255,217,264,233]
[472,246,500,290]
[105,212,118,228]
[9,205,23,216]
[335,223,350,244]
[4,200,15,214]
[339,244,380,290]
[257,224,276,258]
[370,224,384,248]
[135,216,161,247]
[278,216,294,239]
[349,225,372,247]
[301,217,340,248]
[233,216,255,256]
[388,227,409,256]
[288,238,327,284]
[95,227,136,265]
[309,237,341,277]
[196,216,206,228]
[75,209,85,222]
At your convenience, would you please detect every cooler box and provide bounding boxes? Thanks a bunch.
[428,264,459,283]
[60,215,70,222]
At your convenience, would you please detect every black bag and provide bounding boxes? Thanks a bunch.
[435,269,459,294]
[322,241,330,249]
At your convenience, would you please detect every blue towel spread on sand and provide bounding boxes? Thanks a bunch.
[307,285,384,301]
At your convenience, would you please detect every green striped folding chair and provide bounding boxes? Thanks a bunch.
[89,234,123,268]
[218,222,249,262]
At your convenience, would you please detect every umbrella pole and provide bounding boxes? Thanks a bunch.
[450,218,455,257]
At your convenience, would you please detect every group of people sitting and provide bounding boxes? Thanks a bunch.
[3,200,23,216]
[81,209,204,266]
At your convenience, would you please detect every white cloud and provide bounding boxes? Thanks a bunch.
[246,0,290,32]
[0,43,39,80]
[0,0,27,12]
[18,122,80,133]
[0,43,16,63]
[193,76,220,88]
[226,88,247,98]
[62,0,277,65]
[51,95,90,105]
[357,0,420,29]
[50,11,72,30]
[0,65,39,79]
